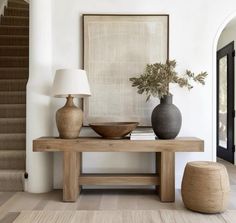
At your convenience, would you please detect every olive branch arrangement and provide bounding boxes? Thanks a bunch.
[129,60,208,101]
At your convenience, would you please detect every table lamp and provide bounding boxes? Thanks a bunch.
[52,69,91,139]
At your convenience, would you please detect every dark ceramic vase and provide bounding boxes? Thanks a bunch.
[151,95,182,139]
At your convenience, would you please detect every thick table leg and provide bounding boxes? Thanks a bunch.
[156,152,175,202]
[63,151,80,202]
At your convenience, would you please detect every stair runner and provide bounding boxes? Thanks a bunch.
[0,0,28,191]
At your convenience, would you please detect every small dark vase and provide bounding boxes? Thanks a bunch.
[151,95,182,139]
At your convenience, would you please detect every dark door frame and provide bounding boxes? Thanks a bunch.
[217,41,235,164]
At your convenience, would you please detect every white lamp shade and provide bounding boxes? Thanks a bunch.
[52,69,91,98]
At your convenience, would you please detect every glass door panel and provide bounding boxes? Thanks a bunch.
[217,41,234,164]
[218,56,227,149]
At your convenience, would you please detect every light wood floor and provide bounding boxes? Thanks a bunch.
[13,210,236,223]
[0,159,235,222]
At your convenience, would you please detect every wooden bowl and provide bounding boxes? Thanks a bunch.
[89,122,139,139]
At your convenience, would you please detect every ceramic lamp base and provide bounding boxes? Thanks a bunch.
[56,95,83,139]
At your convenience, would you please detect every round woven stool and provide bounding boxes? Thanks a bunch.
[181,161,230,213]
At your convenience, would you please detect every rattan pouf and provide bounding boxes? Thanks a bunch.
[181,161,230,213]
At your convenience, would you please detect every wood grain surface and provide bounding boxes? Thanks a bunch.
[33,137,204,203]
[79,174,159,186]
[63,152,80,202]
[33,137,204,152]
[157,152,175,202]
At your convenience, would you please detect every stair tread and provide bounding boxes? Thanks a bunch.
[0,90,26,93]
[0,117,25,120]
[0,103,26,106]
[0,56,28,58]
[0,57,28,61]
[1,16,29,26]
[0,57,28,67]
[9,0,27,1]
[8,1,29,7]
[0,150,25,158]
[0,170,24,191]
[0,169,25,190]
[1,15,29,19]
[0,169,25,174]
[0,79,27,83]
[0,79,27,88]
[0,69,28,79]
[0,133,25,138]
[0,91,26,104]
[7,6,28,11]
[0,25,28,28]
[0,151,25,169]
[0,67,28,70]
[7,6,28,9]
[0,80,27,91]
[0,26,28,35]
[6,7,29,11]
[0,149,25,152]
[0,35,28,38]
[0,45,28,48]
[0,80,27,84]
[0,150,25,169]
[0,133,25,151]
[4,8,29,18]
[8,0,28,4]
[0,35,28,46]
[0,150,25,156]
[0,118,25,132]
[0,104,26,118]
[9,0,28,2]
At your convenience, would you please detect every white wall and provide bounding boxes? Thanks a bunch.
[27,0,236,192]
[218,23,236,164]
[26,0,53,193]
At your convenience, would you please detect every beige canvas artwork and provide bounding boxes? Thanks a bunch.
[83,15,169,126]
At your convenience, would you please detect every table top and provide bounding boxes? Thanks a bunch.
[33,137,204,152]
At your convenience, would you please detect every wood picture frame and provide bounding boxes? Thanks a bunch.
[83,14,169,126]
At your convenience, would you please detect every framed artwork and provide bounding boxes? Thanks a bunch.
[83,14,169,126]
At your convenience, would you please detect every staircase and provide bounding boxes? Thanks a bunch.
[0,0,28,191]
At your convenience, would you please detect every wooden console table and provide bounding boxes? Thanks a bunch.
[33,137,204,202]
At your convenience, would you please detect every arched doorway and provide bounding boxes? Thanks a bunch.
[214,13,236,165]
